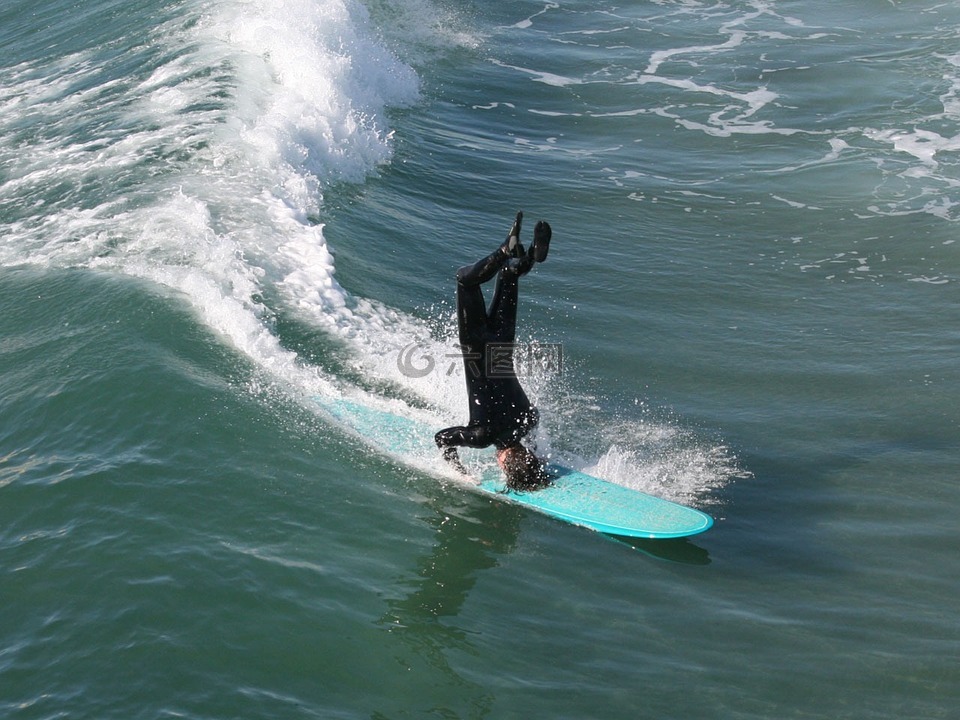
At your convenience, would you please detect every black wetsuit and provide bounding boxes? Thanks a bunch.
[434,245,538,466]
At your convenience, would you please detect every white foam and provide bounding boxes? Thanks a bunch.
[0,0,423,400]
[0,0,485,456]
[512,2,559,31]
[643,0,822,75]
[865,127,960,168]
[583,443,737,507]
[489,59,582,88]
[0,0,746,504]
[646,30,748,75]
[766,138,850,174]
[634,74,784,137]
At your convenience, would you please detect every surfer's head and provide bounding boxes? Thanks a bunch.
[497,444,549,491]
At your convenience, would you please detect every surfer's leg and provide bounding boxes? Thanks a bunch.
[454,211,523,288]
[455,248,508,288]
[488,219,551,340]
[454,230,518,347]
[488,267,521,341]
[456,280,488,347]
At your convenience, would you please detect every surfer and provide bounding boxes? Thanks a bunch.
[435,211,552,491]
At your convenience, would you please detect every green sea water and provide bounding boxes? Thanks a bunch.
[2,1,959,718]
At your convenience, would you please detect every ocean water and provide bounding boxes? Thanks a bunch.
[2,0,958,717]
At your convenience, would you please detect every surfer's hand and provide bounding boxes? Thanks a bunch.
[442,446,469,476]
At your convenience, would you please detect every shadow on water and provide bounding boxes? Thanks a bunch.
[617,536,712,565]
[375,494,524,720]
[385,484,712,630]
[386,498,522,622]
[373,471,714,715]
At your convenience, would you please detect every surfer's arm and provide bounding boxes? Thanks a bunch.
[435,427,469,475]
[435,425,495,475]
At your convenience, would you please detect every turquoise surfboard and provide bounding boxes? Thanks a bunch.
[317,396,713,540]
